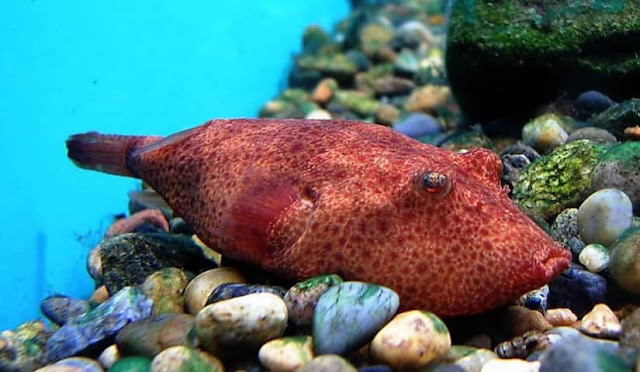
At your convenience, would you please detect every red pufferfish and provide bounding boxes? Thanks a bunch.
[66,118,570,316]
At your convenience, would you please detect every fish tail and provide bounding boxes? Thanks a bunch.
[66,132,158,177]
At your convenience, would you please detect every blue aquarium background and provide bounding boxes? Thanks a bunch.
[0,0,349,331]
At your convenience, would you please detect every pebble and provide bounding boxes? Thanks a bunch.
[284,274,343,329]
[258,336,313,372]
[551,208,581,249]
[565,127,617,145]
[620,307,640,349]
[404,85,450,114]
[392,112,441,138]
[574,90,615,120]
[515,285,549,313]
[115,313,196,358]
[40,295,92,326]
[359,23,394,58]
[500,142,540,192]
[312,78,338,104]
[625,125,640,140]
[306,109,332,120]
[538,334,627,372]
[480,359,540,372]
[609,227,640,294]
[544,308,578,327]
[44,287,153,364]
[499,306,553,338]
[374,103,400,126]
[522,113,569,153]
[195,293,288,357]
[150,346,223,372]
[205,283,286,306]
[579,303,621,339]
[140,267,189,314]
[313,282,399,355]
[370,310,450,369]
[0,321,50,372]
[36,357,104,372]
[108,356,151,372]
[295,355,357,372]
[591,141,640,209]
[96,344,119,369]
[451,348,498,372]
[548,264,607,317]
[357,366,392,372]
[578,244,609,273]
[577,188,633,246]
[87,244,103,282]
[183,267,245,315]
[592,98,640,138]
[89,286,109,304]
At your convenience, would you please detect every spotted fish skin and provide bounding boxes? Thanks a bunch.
[67,118,570,316]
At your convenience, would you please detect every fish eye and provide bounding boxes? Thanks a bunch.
[420,171,452,197]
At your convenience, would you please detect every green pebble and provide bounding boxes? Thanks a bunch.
[109,356,152,372]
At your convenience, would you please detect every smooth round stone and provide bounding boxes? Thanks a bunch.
[141,267,189,314]
[87,244,103,282]
[36,357,104,372]
[284,274,343,329]
[578,244,609,273]
[499,306,552,338]
[205,283,286,306]
[116,313,196,358]
[574,91,615,120]
[108,356,151,372]
[577,188,633,246]
[579,304,621,339]
[538,334,627,372]
[306,109,332,120]
[97,344,119,369]
[258,336,313,372]
[480,359,540,372]
[544,308,578,327]
[313,282,399,355]
[370,310,451,369]
[150,346,223,372]
[522,113,569,153]
[565,127,617,145]
[548,265,607,317]
[295,355,357,372]
[515,285,549,313]
[89,286,110,304]
[392,113,441,138]
[183,267,245,315]
[40,295,92,326]
[609,228,640,294]
[195,293,288,357]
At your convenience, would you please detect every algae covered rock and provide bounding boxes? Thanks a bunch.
[513,140,605,220]
[592,99,640,139]
[446,0,640,124]
[0,321,50,372]
[591,141,640,209]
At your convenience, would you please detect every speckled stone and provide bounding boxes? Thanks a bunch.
[577,189,633,246]
[115,313,196,358]
[183,267,245,315]
[205,283,286,306]
[150,346,223,372]
[313,282,399,355]
[44,287,153,364]
[544,308,578,327]
[480,359,540,372]
[0,321,50,372]
[551,208,581,249]
[284,274,343,329]
[195,293,288,357]
[515,285,549,313]
[140,267,189,314]
[580,304,622,339]
[370,310,451,369]
[522,113,570,153]
[108,356,151,372]
[37,357,104,372]
[258,336,313,372]
[591,141,640,210]
[578,244,609,273]
[295,355,357,372]
[40,295,92,326]
[608,228,640,294]
[513,140,605,220]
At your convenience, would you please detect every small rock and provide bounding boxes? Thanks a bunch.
[359,23,394,58]
[313,282,399,355]
[296,54,359,82]
[551,208,581,250]
[500,142,540,192]
[620,307,640,349]
[295,355,357,372]
[500,306,553,338]
[522,113,569,153]
[205,283,286,305]
[394,49,420,76]
[40,295,93,326]
[44,287,153,364]
[140,267,189,314]
[515,285,549,313]
[374,103,400,126]
[538,334,627,372]
[544,308,578,327]
[548,264,607,317]
[195,293,288,357]
[312,78,338,105]
[334,90,380,118]
[579,304,621,339]
[37,357,104,372]
[592,98,640,139]
[451,348,498,372]
[392,113,441,138]
[302,25,332,55]
[150,346,223,372]
[89,286,109,304]
[371,76,416,96]
[480,359,540,372]
[108,356,151,372]
[574,91,615,120]
[116,313,196,358]
[284,274,343,329]
[258,336,313,372]
[370,310,451,370]
[591,141,640,210]
[104,209,169,238]
[306,109,333,120]
[87,244,102,282]
[0,321,50,372]
[577,189,633,246]
[565,127,617,145]
[404,85,450,114]
[96,344,119,369]
[609,227,640,294]
[183,267,245,315]
[625,125,640,140]
[578,244,609,273]
[357,366,392,372]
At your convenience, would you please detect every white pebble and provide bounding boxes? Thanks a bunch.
[577,189,633,246]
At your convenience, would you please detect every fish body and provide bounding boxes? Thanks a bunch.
[67,118,570,316]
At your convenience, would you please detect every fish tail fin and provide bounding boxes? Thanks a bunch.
[66,132,158,177]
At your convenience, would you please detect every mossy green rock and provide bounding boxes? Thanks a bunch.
[446,0,640,124]
[334,90,380,117]
[513,140,605,220]
[592,141,640,209]
[140,267,189,314]
[0,321,50,372]
[296,53,359,82]
[592,99,640,139]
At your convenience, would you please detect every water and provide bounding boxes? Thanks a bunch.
[0,0,349,331]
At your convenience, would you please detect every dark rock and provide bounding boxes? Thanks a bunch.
[358,366,393,372]
[574,91,615,120]
[116,313,196,358]
[345,49,372,71]
[169,217,194,235]
[548,264,607,317]
[592,99,640,139]
[288,65,324,90]
[500,142,540,193]
[44,287,152,363]
[100,232,217,294]
[205,283,286,305]
[620,307,640,350]
[40,295,93,326]
[302,25,333,55]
